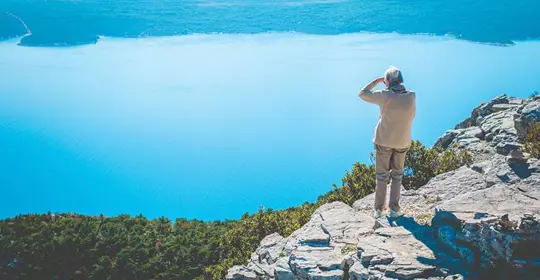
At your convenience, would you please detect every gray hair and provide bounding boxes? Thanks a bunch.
[384,66,404,86]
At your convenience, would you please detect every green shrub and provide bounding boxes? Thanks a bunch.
[341,244,356,254]
[524,122,540,158]
[403,140,472,189]
[321,163,376,205]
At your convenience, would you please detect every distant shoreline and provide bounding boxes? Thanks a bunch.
[0,31,531,48]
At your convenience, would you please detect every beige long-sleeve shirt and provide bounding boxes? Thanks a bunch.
[360,89,416,149]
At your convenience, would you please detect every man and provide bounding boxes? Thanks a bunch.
[358,66,416,219]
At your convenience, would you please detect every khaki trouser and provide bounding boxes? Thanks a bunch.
[374,144,408,212]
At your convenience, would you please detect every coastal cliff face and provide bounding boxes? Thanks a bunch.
[226,94,540,280]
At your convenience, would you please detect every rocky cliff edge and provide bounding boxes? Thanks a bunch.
[226,94,540,280]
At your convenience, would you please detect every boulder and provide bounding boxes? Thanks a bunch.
[431,209,540,276]
[515,99,540,139]
[347,260,369,280]
[434,130,459,150]
[289,245,349,278]
[227,265,258,280]
[507,149,527,165]
[315,202,375,244]
[479,154,526,186]
[433,181,540,222]
[479,109,518,139]
[255,233,286,265]
[274,257,294,280]
[433,127,484,150]
[455,94,511,129]
[357,226,441,279]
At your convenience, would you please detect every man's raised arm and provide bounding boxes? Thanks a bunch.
[358,77,384,104]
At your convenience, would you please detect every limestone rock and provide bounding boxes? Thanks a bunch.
[431,209,540,276]
[283,211,329,251]
[495,141,522,156]
[413,166,487,201]
[274,257,294,280]
[255,233,286,265]
[227,265,258,280]
[492,103,520,112]
[348,257,370,280]
[434,95,539,161]
[357,226,440,279]
[433,130,459,150]
[435,184,540,222]
[515,99,540,139]
[480,109,518,140]
[289,245,348,278]
[433,127,484,150]
[507,149,528,165]
[455,94,511,129]
[316,201,375,243]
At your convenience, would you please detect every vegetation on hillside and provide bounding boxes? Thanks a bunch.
[0,214,234,280]
[525,122,540,158]
[403,141,472,189]
[0,140,473,280]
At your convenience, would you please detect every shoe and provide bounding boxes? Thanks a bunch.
[389,209,403,219]
[374,209,383,219]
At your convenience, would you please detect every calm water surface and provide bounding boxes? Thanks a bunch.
[1,0,539,220]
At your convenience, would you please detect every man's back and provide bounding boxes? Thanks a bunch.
[359,88,416,149]
[375,89,416,149]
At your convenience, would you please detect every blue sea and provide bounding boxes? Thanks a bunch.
[1,0,540,221]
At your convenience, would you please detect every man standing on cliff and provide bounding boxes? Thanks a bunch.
[358,66,416,219]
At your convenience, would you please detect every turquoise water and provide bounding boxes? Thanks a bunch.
[1,0,539,46]
[1,33,540,220]
[1,1,540,221]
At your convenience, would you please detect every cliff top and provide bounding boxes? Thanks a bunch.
[227,93,540,280]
